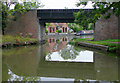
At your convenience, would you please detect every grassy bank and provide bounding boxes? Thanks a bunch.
[2,35,38,47]
[69,38,120,52]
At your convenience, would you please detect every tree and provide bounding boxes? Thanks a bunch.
[88,23,94,30]
[67,23,83,32]
[74,1,120,29]
[58,30,62,33]
[55,30,59,33]
[45,29,48,33]
[1,0,44,35]
[59,45,79,60]
[46,23,53,28]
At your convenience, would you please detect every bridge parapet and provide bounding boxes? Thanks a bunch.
[37,9,93,23]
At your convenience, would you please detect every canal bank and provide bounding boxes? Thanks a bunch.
[1,35,46,48]
[1,34,74,48]
[1,35,120,54]
[69,38,120,54]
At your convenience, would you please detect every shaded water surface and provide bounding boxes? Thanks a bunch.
[2,35,120,82]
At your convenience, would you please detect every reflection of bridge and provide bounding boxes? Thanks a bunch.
[2,43,119,81]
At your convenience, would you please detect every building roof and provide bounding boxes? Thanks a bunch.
[48,23,68,28]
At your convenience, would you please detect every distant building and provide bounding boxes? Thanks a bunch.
[47,23,69,33]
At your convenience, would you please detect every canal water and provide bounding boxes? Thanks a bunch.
[2,35,120,82]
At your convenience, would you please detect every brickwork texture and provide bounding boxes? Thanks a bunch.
[5,10,37,38]
[94,11,119,40]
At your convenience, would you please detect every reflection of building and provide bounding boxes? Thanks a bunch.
[46,37,68,52]
[47,23,69,33]
[48,38,56,43]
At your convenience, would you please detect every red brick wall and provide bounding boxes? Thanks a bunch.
[5,10,37,38]
[94,12,119,40]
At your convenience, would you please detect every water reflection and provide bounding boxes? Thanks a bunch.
[46,44,93,62]
[46,37,68,52]
[8,69,41,81]
[2,36,120,82]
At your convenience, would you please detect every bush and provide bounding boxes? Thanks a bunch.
[55,30,59,33]
[58,30,62,33]
[45,29,48,33]
[55,30,62,33]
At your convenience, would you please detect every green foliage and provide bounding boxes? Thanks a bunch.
[88,23,94,30]
[2,3,9,35]
[99,39,120,42]
[70,38,93,42]
[56,38,59,43]
[46,23,53,28]
[55,30,59,33]
[74,9,96,29]
[55,30,62,33]
[1,1,44,35]
[45,29,48,33]
[58,30,62,33]
[74,1,120,29]
[67,23,83,32]
[60,45,79,60]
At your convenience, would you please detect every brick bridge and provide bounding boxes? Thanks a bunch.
[5,9,119,41]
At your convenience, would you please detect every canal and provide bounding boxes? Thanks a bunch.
[2,35,120,82]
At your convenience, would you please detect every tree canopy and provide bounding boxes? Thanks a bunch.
[67,23,83,32]
[74,1,120,29]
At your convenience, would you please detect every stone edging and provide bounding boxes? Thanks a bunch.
[75,42,109,51]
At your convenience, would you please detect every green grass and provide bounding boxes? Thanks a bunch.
[70,38,93,42]
[98,39,120,42]
[2,35,37,44]
[70,38,120,52]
